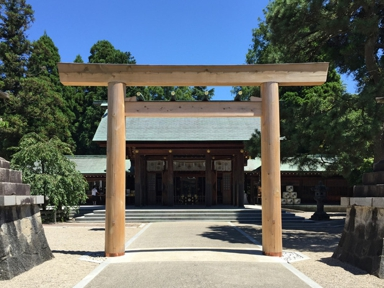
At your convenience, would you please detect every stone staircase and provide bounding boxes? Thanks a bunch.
[74,207,311,224]
[0,158,32,197]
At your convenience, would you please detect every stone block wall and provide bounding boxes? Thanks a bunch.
[0,205,54,280]
[332,205,384,278]
[341,160,384,208]
[0,157,53,280]
[353,169,384,197]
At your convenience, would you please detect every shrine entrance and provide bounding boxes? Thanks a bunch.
[58,62,329,258]
[175,175,204,205]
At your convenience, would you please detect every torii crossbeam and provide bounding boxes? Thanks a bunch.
[58,62,329,257]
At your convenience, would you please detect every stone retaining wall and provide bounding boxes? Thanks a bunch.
[0,205,54,280]
[0,157,53,280]
[332,205,384,278]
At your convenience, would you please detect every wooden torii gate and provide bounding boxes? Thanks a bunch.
[58,62,329,257]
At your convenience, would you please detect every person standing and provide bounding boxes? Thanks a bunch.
[91,186,98,205]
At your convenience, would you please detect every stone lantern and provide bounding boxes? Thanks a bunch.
[310,181,330,220]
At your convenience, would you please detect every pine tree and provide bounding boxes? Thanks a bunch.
[243,0,379,182]
[72,41,136,154]
[0,0,34,94]
[0,33,75,158]
[258,0,384,162]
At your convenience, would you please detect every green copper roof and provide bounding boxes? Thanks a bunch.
[66,155,131,174]
[251,157,327,172]
[93,111,261,142]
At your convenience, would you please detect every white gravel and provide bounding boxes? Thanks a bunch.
[3,223,143,288]
[3,213,384,288]
[239,212,384,288]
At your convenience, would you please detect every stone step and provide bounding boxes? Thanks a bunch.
[0,158,10,169]
[353,184,384,197]
[0,168,22,183]
[362,171,384,185]
[0,182,31,196]
[74,209,308,223]
[75,216,308,223]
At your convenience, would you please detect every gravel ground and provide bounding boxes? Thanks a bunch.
[238,212,384,288]
[3,222,144,288]
[3,212,384,288]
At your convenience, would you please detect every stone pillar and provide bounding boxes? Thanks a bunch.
[333,205,384,278]
[260,82,282,257]
[105,82,126,257]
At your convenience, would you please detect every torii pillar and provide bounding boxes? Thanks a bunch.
[58,62,329,257]
[105,82,126,256]
[261,82,282,256]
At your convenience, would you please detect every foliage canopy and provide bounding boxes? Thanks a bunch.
[243,0,383,183]
[10,133,88,214]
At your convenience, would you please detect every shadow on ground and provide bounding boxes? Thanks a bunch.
[319,257,369,275]
[51,250,104,256]
[236,221,344,253]
[198,225,257,245]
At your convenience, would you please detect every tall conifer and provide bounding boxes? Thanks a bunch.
[0,0,34,94]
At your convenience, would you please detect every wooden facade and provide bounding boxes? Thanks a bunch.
[132,141,246,207]
[90,141,248,207]
[246,171,352,205]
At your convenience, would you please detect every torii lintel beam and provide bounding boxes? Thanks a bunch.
[58,63,329,87]
[124,98,262,117]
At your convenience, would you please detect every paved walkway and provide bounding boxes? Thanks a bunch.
[74,222,321,288]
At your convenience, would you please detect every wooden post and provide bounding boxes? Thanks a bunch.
[232,156,236,206]
[250,176,255,205]
[134,153,142,207]
[141,155,146,205]
[237,152,244,207]
[205,153,212,206]
[162,170,167,205]
[261,82,282,257]
[212,170,217,205]
[105,82,126,257]
[167,153,174,206]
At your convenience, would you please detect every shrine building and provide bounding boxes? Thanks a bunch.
[92,107,261,207]
[68,104,352,207]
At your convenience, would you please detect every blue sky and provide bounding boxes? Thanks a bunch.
[26,0,356,100]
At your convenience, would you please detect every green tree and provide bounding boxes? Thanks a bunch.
[0,33,75,158]
[0,77,73,157]
[10,133,88,217]
[243,0,378,182]
[0,0,34,94]
[72,40,136,155]
[139,86,214,101]
[27,31,61,86]
[258,0,384,162]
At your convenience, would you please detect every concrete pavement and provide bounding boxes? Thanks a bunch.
[74,222,321,288]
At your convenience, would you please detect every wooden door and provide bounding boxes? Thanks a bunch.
[222,172,232,205]
[147,173,156,205]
